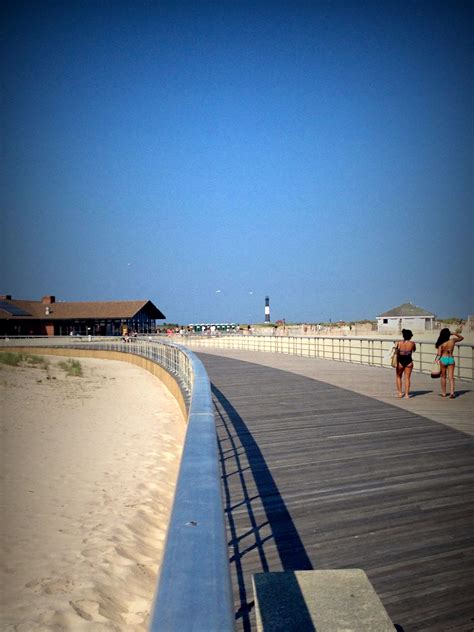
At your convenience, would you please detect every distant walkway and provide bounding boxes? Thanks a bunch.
[194,349,474,632]
[194,347,474,436]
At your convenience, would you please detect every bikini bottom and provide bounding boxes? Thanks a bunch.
[398,355,413,368]
[439,356,455,366]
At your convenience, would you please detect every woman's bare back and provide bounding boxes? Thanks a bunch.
[439,333,464,356]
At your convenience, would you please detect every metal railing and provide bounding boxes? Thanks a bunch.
[0,337,234,631]
[176,334,474,381]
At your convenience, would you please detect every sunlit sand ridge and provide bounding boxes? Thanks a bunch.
[1,355,185,630]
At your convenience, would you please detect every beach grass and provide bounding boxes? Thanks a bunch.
[25,354,50,369]
[0,352,84,376]
[0,351,24,366]
[0,351,49,369]
[58,359,83,377]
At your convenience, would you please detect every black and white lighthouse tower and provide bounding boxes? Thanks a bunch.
[264,296,270,322]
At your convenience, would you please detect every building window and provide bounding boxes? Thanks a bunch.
[383,319,388,324]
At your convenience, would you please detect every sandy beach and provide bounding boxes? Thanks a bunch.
[0,354,185,631]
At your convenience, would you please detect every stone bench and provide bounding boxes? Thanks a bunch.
[253,569,394,632]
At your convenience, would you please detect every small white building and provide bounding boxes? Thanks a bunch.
[377,303,436,334]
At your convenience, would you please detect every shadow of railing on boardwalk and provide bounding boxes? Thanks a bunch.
[212,384,314,631]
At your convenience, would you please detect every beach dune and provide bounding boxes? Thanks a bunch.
[0,355,185,630]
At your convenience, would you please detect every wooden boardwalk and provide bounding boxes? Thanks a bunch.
[196,351,474,632]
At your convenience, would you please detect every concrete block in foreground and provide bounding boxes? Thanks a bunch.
[253,569,394,632]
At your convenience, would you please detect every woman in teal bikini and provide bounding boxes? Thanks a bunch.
[435,328,464,398]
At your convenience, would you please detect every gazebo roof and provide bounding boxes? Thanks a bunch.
[377,302,435,318]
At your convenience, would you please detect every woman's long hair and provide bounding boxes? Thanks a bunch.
[435,328,451,348]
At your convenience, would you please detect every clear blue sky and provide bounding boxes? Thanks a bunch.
[2,0,472,323]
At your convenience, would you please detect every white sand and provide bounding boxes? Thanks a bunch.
[0,355,185,631]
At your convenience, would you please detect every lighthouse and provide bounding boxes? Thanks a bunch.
[264,296,270,322]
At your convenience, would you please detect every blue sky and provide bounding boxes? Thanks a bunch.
[1,0,472,323]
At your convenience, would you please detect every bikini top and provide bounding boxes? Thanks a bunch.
[398,342,414,356]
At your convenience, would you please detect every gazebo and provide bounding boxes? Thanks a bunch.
[376,302,436,334]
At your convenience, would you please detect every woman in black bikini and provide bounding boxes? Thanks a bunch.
[395,329,416,399]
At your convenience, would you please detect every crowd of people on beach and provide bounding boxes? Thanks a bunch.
[393,326,464,399]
